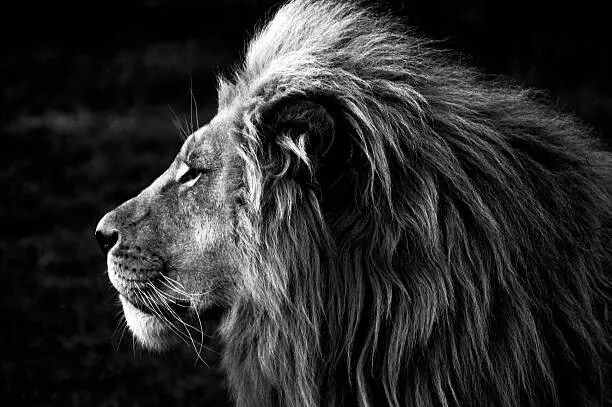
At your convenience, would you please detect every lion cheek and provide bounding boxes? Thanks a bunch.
[119,295,173,351]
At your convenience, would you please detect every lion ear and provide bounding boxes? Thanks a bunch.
[262,99,336,173]
[270,99,335,160]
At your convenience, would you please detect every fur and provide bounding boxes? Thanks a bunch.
[216,1,612,406]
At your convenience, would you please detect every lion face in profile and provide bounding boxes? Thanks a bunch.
[97,1,611,406]
[96,113,243,350]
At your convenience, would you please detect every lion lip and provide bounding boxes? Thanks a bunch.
[108,256,161,280]
[107,254,163,293]
[111,272,191,319]
[107,256,193,320]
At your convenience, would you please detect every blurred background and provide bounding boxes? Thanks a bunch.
[1,0,610,406]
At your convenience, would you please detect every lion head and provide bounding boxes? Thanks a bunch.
[95,112,243,351]
[97,1,611,406]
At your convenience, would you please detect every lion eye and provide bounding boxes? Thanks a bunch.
[176,162,203,188]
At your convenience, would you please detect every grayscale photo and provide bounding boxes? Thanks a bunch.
[2,0,611,406]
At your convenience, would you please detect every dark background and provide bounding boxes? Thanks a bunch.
[1,1,610,406]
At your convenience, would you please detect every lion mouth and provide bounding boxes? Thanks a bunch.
[118,295,175,350]
[110,273,191,319]
[107,256,191,318]
[106,253,223,352]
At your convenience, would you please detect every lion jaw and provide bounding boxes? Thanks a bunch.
[119,295,173,351]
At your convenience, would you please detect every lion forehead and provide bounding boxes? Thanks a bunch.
[178,122,238,173]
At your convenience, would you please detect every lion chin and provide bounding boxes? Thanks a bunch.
[119,295,173,351]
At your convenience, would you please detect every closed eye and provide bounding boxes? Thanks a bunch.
[176,162,205,188]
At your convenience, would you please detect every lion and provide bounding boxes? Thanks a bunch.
[95,1,612,406]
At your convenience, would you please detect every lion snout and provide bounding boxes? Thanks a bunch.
[96,193,154,255]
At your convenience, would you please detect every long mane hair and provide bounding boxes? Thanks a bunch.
[216,1,612,406]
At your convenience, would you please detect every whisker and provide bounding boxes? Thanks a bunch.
[160,296,217,362]
[157,277,190,295]
[158,275,206,299]
[147,283,215,349]
[183,113,192,137]
[161,273,209,296]
[146,281,191,303]
[136,286,196,351]
[193,306,206,358]
[148,289,209,365]
[112,315,129,352]
[160,273,187,289]
[157,278,199,299]
[130,285,216,364]
[189,74,200,132]
[168,105,189,141]
[116,320,129,352]
[189,75,193,135]
[111,315,124,338]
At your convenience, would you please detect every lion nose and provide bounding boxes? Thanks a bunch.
[95,214,120,255]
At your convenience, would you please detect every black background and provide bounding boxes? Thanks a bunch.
[1,1,610,406]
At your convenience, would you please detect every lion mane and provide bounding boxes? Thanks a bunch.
[215,1,612,406]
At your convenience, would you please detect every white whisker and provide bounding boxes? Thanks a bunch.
[148,288,209,365]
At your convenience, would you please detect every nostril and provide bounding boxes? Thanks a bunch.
[95,229,119,255]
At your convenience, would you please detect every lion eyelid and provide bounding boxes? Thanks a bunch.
[175,162,191,183]
[182,172,202,188]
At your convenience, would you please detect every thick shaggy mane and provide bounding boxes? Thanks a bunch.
[217,1,612,406]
